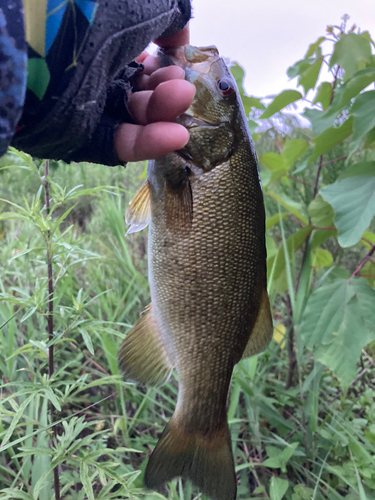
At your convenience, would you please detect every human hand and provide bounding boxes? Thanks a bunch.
[114,26,194,163]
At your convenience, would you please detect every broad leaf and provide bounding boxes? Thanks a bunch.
[267,191,308,225]
[282,139,310,167]
[333,68,375,111]
[269,476,289,500]
[300,278,375,385]
[313,82,332,110]
[338,160,375,179]
[311,248,333,268]
[298,57,323,94]
[266,213,289,231]
[242,95,265,110]
[320,163,375,247]
[309,116,353,163]
[330,33,372,80]
[308,195,335,227]
[305,68,375,134]
[359,261,375,288]
[260,90,302,119]
[365,127,375,148]
[303,108,336,135]
[260,153,288,171]
[287,58,314,78]
[311,229,337,249]
[230,63,245,93]
[349,90,375,155]
[305,37,326,58]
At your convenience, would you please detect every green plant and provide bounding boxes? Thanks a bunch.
[1,15,375,500]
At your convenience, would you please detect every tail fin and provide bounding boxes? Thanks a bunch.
[144,414,236,500]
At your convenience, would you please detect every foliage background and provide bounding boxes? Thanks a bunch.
[1,16,375,500]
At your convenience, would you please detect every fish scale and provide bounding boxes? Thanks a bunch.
[118,45,273,500]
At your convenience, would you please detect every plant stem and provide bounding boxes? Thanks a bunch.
[44,160,60,500]
[351,244,375,278]
[283,294,296,390]
[313,155,324,199]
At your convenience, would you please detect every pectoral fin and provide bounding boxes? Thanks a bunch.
[126,180,151,234]
[118,307,174,387]
[164,177,193,233]
[242,288,273,358]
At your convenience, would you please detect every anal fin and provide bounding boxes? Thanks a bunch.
[118,307,173,387]
[126,180,151,234]
[242,288,273,358]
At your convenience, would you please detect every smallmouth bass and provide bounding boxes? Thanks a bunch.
[118,45,273,500]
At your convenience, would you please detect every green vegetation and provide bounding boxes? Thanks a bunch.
[1,16,375,500]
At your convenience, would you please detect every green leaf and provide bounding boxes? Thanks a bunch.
[313,82,332,110]
[242,95,265,110]
[262,457,281,468]
[79,328,95,355]
[311,248,333,268]
[305,37,326,58]
[311,229,337,249]
[349,90,375,155]
[267,225,313,281]
[287,58,315,78]
[330,33,372,80]
[230,62,245,92]
[334,68,375,110]
[320,164,375,247]
[281,442,299,463]
[365,127,375,148]
[248,119,258,134]
[303,108,335,135]
[305,68,375,134]
[267,191,308,225]
[338,160,375,179]
[281,139,310,167]
[269,477,289,500]
[300,278,375,385]
[359,261,375,288]
[266,234,277,258]
[298,57,323,94]
[308,195,334,227]
[266,212,289,231]
[360,230,375,249]
[260,153,288,171]
[80,461,95,500]
[260,90,302,119]
[309,116,353,163]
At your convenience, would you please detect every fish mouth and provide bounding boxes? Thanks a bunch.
[176,113,217,130]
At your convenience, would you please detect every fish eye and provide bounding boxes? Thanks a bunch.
[217,78,234,96]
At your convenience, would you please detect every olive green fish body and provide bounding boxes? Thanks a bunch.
[119,45,273,500]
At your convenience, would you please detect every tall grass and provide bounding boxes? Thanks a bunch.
[0,150,374,500]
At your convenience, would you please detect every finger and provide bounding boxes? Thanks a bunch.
[115,122,190,162]
[141,54,161,75]
[146,79,195,123]
[128,91,152,126]
[135,51,149,63]
[154,24,190,48]
[128,80,195,125]
[136,66,185,92]
[145,66,185,90]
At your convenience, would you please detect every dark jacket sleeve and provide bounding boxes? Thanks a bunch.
[3,0,191,166]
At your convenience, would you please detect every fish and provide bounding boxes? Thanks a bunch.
[118,45,273,500]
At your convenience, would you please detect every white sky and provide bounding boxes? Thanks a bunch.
[188,0,375,99]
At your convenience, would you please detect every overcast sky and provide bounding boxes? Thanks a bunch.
[188,0,375,99]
